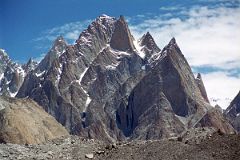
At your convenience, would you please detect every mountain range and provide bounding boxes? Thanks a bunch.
[0,15,239,144]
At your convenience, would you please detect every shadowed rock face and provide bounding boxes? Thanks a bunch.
[0,96,69,144]
[224,91,240,132]
[15,15,234,141]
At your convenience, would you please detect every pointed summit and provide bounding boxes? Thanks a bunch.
[23,58,38,72]
[169,37,176,45]
[110,15,135,52]
[0,49,10,64]
[37,36,67,72]
[26,58,34,66]
[196,73,202,80]
[138,32,161,58]
[53,36,67,51]
[195,73,209,103]
[0,49,8,57]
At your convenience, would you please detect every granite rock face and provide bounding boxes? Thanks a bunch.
[195,73,209,103]
[0,49,37,97]
[138,32,161,60]
[0,96,69,144]
[224,91,240,132]
[14,15,235,141]
[110,15,135,52]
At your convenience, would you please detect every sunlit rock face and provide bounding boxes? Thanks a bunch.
[0,96,69,144]
[14,15,235,141]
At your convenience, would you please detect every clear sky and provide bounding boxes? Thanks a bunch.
[1,0,240,108]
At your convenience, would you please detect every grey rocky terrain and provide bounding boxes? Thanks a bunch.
[0,128,239,160]
[0,14,239,160]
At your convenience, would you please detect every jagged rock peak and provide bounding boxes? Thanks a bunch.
[76,14,116,47]
[0,49,10,64]
[26,58,35,67]
[160,37,184,58]
[0,49,8,58]
[110,15,135,52]
[52,36,67,50]
[196,73,202,80]
[37,36,67,72]
[23,58,38,72]
[195,73,210,103]
[139,32,161,52]
[54,35,65,42]
[119,15,126,22]
[169,37,177,45]
[162,37,181,53]
[140,32,153,45]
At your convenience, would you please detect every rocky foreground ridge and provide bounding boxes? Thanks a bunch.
[0,15,237,145]
[0,128,239,160]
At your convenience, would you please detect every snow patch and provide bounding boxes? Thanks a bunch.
[106,65,116,70]
[6,80,11,85]
[78,67,89,84]
[9,91,17,97]
[7,87,17,97]
[99,14,113,19]
[110,48,131,57]
[0,49,7,56]
[175,115,188,125]
[0,73,4,81]
[16,66,25,77]
[85,97,91,107]
[133,40,145,59]
[0,103,5,110]
[35,71,45,77]
[56,63,63,85]
[82,92,91,112]
[106,63,119,70]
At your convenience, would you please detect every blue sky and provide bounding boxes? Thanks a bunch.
[1,0,236,62]
[1,0,240,108]
[1,0,182,61]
